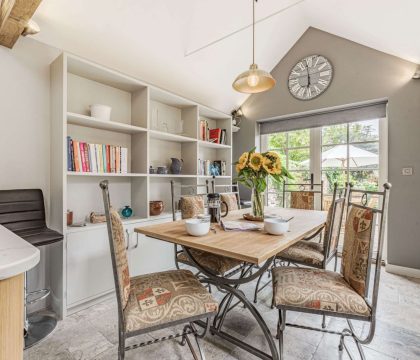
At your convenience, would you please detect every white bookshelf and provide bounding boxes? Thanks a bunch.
[49,53,232,317]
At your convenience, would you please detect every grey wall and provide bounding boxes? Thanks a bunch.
[235,27,420,270]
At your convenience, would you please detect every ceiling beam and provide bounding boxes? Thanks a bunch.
[0,0,42,49]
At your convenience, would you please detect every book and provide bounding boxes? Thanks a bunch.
[209,128,222,144]
[67,137,73,171]
[102,144,107,172]
[89,144,97,173]
[121,147,128,173]
[79,142,86,172]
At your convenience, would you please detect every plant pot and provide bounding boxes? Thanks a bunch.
[150,201,164,216]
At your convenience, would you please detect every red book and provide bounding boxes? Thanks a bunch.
[73,140,80,172]
[209,128,222,144]
[79,142,86,172]
[106,145,111,173]
[84,143,91,172]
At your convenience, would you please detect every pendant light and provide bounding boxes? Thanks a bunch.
[232,0,276,94]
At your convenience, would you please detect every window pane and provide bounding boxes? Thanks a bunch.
[322,170,347,193]
[288,129,310,148]
[322,124,347,145]
[349,119,379,143]
[287,171,311,188]
[349,142,379,169]
[288,148,310,170]
[349,170,379,191]
[321,145,347,170]
[267,177,283,207]
[268,132,287,150]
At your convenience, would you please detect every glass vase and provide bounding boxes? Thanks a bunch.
[251,187,265,219]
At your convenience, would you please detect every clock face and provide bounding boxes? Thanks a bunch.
[288,55,333,100]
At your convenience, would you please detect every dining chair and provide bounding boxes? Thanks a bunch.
[253,183,347,305]
[214,182,241,211]
[100,180,218,360]
[170,180,243,276]
[282,178,324,210]
[272,183,391,360]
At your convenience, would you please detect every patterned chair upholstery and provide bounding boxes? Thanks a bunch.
[272,204,375,317]
[221,193,239,212]
[125,269,218,333]
[176,195,242,275]
[278,241,324,266]
[272,268,370,317]
[179,195,205,219]
[290,191,315,210]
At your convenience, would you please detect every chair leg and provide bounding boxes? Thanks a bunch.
[277,309,286,360]
[334,254,338,271]
[322,314,326,329]
[182,324,206,360]
[118,331,125,360]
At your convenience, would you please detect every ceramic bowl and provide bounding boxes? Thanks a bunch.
[185,219,210,237]
[264,218,290,235]
[90,104,112,121]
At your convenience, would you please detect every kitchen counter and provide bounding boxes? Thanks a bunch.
[0,225,40,360]
[0,225,40,280]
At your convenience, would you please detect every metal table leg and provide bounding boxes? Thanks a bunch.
[182,247,279,360]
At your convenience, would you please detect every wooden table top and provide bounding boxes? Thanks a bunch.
[135,207,327,265]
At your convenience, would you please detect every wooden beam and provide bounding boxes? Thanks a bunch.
[0,0,42,49]
[0,0,16,32]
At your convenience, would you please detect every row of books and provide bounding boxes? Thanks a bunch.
[199,119,228,145]
[198,160,227,177]
[67,137,128,173]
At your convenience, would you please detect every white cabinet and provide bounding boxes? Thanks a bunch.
[65,217,175,312]
[66,227,115,307]
[125,220,175,277]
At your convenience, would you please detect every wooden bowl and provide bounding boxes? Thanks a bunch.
[149,201,164,216]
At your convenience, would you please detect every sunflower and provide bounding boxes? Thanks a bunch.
[249,152,264,171]
[262,157,276,174]
[237,152,249,171]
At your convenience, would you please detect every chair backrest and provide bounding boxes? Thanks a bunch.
[340,183,391,315]
[323,183,348,262]
[100,180,131,322]
[283,180,324,210]
[170,180,208,220]
[0,189,46,232]
[215,182,241,211]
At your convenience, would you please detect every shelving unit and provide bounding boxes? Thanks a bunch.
[50,53,232,317]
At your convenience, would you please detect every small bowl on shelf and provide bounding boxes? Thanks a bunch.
[185,218,210,237]
[264,218,289,235]
[89,104,112,121]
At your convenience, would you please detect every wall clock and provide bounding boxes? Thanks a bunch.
[288,55,333,100]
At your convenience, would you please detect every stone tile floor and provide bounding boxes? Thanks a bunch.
[24,268,420,360]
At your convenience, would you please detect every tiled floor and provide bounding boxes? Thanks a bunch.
[24,268,420,360]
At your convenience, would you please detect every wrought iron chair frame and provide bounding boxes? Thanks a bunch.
[100,180,212,360]
[275,183,391,360]
[253,183,348,305]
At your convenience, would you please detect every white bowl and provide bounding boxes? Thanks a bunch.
[185,219,210,237]
[264,218,290,235]
[90,104,112,121]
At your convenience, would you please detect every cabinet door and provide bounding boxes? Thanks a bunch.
[126,222,175,277]
[66,228,116,306]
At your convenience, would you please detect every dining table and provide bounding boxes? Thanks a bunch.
[134,207,327,360]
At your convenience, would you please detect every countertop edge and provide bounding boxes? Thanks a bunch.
[0,226,41,280]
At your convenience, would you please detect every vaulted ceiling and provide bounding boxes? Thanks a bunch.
[32,0,420,113]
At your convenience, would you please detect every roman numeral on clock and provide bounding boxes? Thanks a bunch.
[318,79,328,86]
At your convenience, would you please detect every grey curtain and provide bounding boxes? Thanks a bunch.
[258,98,388,135]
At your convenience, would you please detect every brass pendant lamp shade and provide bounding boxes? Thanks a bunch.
[232,0,276,94]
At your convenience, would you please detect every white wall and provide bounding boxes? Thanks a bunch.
[0,37,60,310]
[0,37,59,212]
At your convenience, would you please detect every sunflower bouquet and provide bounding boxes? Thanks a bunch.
[235,147,292,218]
